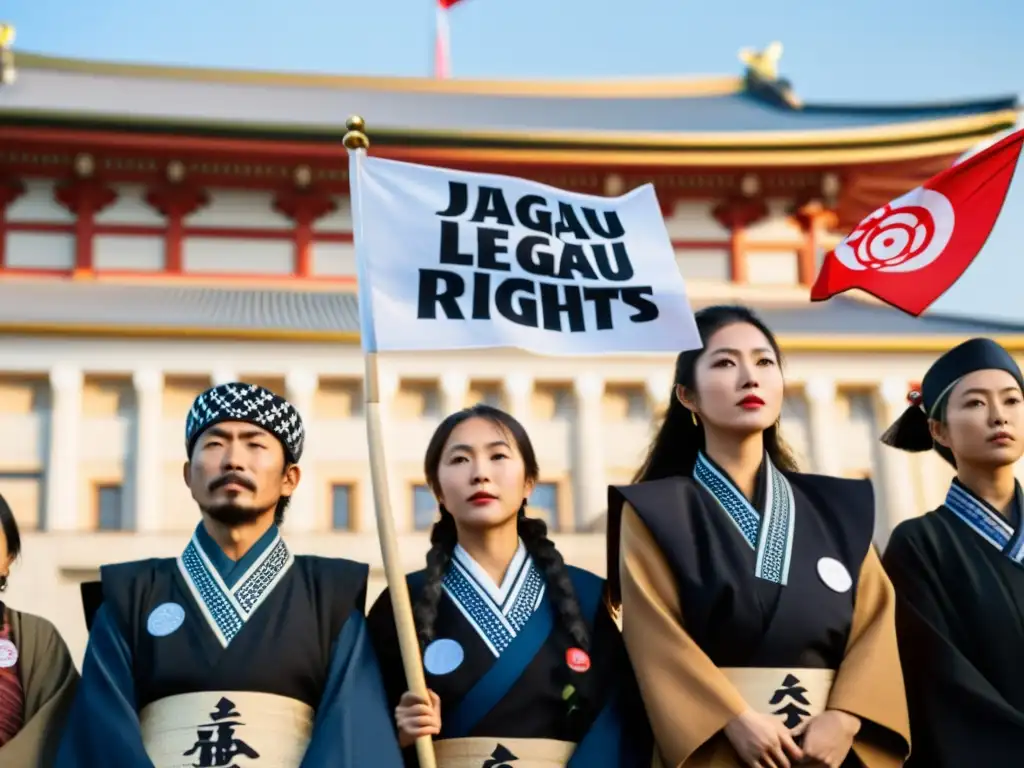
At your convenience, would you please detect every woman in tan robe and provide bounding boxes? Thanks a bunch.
[606,305,910,768]
[0,491,79,766]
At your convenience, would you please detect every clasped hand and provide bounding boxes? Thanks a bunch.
[724,707,860,768]
[792,709,861,768]
[394,689,442,748]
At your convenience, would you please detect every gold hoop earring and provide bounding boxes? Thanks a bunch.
[691,411,699,426]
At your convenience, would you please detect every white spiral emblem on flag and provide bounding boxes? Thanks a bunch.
[834,188,956,273]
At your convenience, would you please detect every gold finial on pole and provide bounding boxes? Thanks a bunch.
[343,115,369,150]
[0,23,16,86]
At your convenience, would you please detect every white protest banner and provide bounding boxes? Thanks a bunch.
[352,155,701,355]
[343,116,701,768]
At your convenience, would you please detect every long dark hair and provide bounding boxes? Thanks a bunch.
[0,493,21,592]
[414,404,589,653]
[634,304,799,482]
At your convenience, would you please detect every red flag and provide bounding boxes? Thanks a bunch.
[810,127,1024,316]
[435,0,470,78]
[434,8,450,79]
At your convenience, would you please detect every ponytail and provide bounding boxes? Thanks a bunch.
[881,390,956,467]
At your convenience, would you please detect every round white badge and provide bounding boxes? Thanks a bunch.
[423,638,464,676]
[817,557,853,593]
[0,639,18,668]
[147,602,186,637]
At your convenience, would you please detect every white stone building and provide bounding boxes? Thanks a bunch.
[0,43,1018,661]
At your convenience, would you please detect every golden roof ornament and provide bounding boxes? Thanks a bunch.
[739,41,801,109]
[0,23,15,86]
[739,41,783,82]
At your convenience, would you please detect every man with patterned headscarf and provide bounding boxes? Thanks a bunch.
[56,382,403,767]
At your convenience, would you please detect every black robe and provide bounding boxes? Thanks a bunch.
[882,478,1024,766]
[55,523,403,767]
[367,542,652,767]
[607,452,910,767]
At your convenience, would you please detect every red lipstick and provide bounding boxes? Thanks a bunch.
[738,394,765,410]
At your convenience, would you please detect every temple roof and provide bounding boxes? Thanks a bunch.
[1,278,1021,346]
[0,51,1017,163]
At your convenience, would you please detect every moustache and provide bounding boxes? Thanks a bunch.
[209,473,257,493]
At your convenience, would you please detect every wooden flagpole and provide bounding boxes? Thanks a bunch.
[343,116,438,768]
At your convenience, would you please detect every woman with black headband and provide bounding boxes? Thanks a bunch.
[881,337,1024,766]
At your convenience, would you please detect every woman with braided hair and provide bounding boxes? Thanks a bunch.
[366,404,652,767]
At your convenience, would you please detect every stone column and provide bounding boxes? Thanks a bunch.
[46,365,83,532]
[284,369,319,532]
[873,378,919,548]
[503,373,533,423]
[711,194,769,283]
[440,372,469,417]
[132,368,165,532]
[791,201,838,287]
[803,377,841,476]
[572,373,606,531]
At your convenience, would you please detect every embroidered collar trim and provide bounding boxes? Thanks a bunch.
[177,528,295,648]
[443,543,546,657]
[451,539,529,608]
[944,480,1024,563]
[694,451,796,585]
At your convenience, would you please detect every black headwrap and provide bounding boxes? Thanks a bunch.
[881,338,1024,452]
[185,382,305,463]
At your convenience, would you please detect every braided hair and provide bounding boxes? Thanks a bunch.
[413,404,590,653]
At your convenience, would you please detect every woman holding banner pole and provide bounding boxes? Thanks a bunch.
[606,304,910,768]
[366,403,653,767]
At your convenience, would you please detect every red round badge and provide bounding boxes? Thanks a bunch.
[565,647,591,673]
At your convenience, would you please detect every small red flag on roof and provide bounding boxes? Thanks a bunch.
[435,0,470,78]
[810,127,1024,317]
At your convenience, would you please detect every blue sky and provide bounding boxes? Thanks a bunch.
[6,0,1021,102]
[5,0,1023,320]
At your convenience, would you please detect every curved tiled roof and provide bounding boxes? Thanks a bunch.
[0,52,1017,151]
[0,278,1021,342]
[0,279,360,336]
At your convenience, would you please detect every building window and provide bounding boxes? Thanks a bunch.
[96,484,124,531]
[533,383,575,420]
[412,484,437,530]
[603,383,649,421]
[529,482,560,532]
[468,381,504,409]
[396,381,441,420]
[331,483,354,530]
[0,471,42,531]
